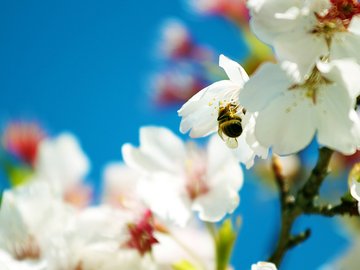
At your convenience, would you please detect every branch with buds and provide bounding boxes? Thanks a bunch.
[269,147,360,267]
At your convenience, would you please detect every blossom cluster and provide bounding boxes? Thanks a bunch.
[179,0,360,159]
[151,20,214,106]
[0,123,273,269]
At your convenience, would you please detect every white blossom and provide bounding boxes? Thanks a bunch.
[159,19,192,58]
[43,206,145,270]
[239,59,360,155]
[248,0,360,78]
[153,226,215,270]
[101,163,144,211]
[0,182,73,267]
[34,133,90,193]
[178,54,268,167]
[122,126,243,226]
[0,251,46,270]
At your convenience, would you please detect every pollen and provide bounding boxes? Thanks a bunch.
[313,0,360,35]
[123,210,159,256]
[288,67,332,104]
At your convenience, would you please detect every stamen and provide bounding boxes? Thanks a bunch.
[288,67,332,104]
[123,210,159,256]
[13,235,41,260]
[312,0,360,34]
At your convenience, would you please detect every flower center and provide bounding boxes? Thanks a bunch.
[74,262,83,270]
[186,169,209,200]
[2,122,45,167]
[13,235,41,260]
[288,67,332,104]
[312,0,360,44]
[124,210,159,256]
[184,144,209,200]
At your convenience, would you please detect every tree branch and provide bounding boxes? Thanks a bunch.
[268,147,334,267]
[304,200,359,217]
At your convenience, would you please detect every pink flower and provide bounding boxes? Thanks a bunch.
[2,122,45,166]
[124,210,159,256]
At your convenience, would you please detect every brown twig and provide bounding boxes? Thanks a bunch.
[269,147,334,267]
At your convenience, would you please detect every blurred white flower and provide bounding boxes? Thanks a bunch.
[0,182,73,267]
[102,163,144,211]
[248,0,360,77]
[122,126,243,226]
[188,0,250,25]
[152,69,206,106]
[44,206,148,270]
[34,133,90,194]
[251,261,277,270]
[189,0,221,13]
[239,60,360,155]
[159,19,193,59]
[0,250,46,270]
[2,121,45,167]
[178,54,268,167]
[153,225,215,269]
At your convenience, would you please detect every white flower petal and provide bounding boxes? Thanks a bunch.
[0,250,47,270]
[350,179,360,202]
[219,54,249,86]
[153,226,214,269]
[331,32,360,65]
[206,135,244,189]
[240,63,289,112]
[316,85,360,154]
[35,133,90,192]
[232,113,269,169]
[177,87,207,120]
[243,113,269,159]
[122,144,165,173]
[192,187,240,222]
[206,135,236,174]
[137,173,192,227]
[178,80,239,137]
[193,143,243,222]
[348,15,360,35]
[248,0,304,44]
[122,127,186,174]
[325,53,360,101]
[274,31,327,78]
[255,92,316,155]
[140,126,186,167]
[232,134,257,169]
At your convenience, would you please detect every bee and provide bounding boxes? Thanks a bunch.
[217,103,244,148]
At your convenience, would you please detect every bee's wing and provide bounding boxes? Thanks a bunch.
[225,137,238,149]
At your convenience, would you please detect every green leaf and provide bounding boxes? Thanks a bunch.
[215,219,238,270]
[172,260,199,270]
[4,162,34,187]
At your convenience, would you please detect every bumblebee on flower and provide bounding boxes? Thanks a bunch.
[178,54,268,168]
